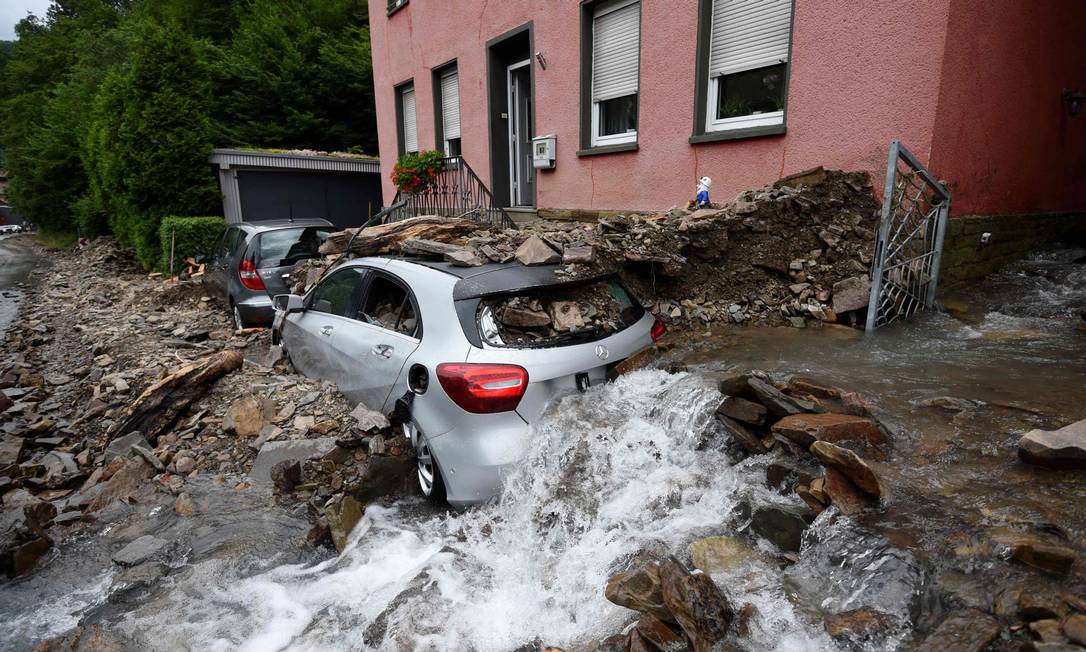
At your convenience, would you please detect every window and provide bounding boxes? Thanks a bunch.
[217,227,245,259]
[256,227,332,269]
[360,276,419,337]
[397,82,418,155]
[693,0,793,141]
[587,0,641,148]
[439,69,461,156]
[309,268,367,317]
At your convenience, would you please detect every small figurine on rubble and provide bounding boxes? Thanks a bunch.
[695,176,712,209]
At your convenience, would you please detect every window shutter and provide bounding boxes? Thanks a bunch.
[440,71,461,141]
[592,1,640,103]
[402,87,418,152]
[709,0,793,77]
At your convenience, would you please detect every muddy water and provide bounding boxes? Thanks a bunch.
[3,250,1085,651]
[0,234,40,342]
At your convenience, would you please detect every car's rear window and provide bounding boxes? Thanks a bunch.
[477,277,644,348]
[256,227,331,268]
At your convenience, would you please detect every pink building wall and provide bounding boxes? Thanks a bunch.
[369,0,1085,218]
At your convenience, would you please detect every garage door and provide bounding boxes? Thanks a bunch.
[237,169,383,229]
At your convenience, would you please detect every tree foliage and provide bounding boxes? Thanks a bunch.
[0,0,377,264]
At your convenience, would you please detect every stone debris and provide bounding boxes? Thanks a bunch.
[297,169,881,331]
[1018,418,1086,470]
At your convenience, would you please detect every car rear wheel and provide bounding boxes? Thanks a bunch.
[404,422,445,502]
[231,301,247,330]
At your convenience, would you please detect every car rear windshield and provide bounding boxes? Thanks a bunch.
[256,227,331,268]
[476,277,644,348]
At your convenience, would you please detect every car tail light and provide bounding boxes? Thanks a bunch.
[238,259,265,291]
[651,318,666,342]
[436,363,528,414]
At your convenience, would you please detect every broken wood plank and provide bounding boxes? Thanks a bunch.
[318,216,482,256]
[107,350,244,442]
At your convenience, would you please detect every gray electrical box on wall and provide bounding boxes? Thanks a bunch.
[532,134,556,169]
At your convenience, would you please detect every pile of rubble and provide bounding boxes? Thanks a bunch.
[298,167,881,330]
[0,239,408,578]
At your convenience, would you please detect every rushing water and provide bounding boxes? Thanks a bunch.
[3,250,1085,651]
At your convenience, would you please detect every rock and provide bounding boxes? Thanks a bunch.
[715,414,767,455]
[987,528,1078,575]
[104,431,151,464]
[550,301,585,331]
[765,461,816,492]
[325,493,363,552]
[174,492,197,517]
[130,444,165,472]
[715,396,766,426]
[87,457,154,513]
[0,437,25,466]
[823,607,894,641]
[10,536,51,577]
[224,395,277,438]
[750,504,814,553]
[350,403,389,434]
[1064,614,1086,646]
[174,456,195,474]
[831,276,870,314]
[249,438,337,484]
[789,283,811,295]
[270,460,302,494]
[515,235,560,265]
[810,440,885,499]
[562,246,595,264]
[605,561,674,624]
[112,561,169,599]
[657,556,732,652]
[501,306,552,328]
[916,396,981,412]
[914,609,1001,652]
[823,467,873,515]
[771,413,887,453]
[628,614,690,652]
[689,536,763,574]
[1017,591,1067,621]
[444,248,485,267]
[787,376,841,399]
[399,238,463,257]
[354,453,415,503]
[747,377,819,417]
[717,372,749,397]
[112,535,169,566]
[1029,619,1067,644]
[1018,419,1086,470]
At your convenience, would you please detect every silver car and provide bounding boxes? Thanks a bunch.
[272,257,663,507]
[202,218,333,329]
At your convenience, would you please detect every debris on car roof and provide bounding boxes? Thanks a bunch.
[297,168,882,330]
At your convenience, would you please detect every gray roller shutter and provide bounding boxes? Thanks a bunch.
[591,0,640,102]
[441,71,461,140]
[402,86,418,153]
[709,0,793,77]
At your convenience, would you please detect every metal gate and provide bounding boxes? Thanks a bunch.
[865,140,952,332]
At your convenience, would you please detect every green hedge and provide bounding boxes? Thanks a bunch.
[159,216,225,273]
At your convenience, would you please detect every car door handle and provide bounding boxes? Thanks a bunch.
[320,326,334,337]
[371,344,394,359]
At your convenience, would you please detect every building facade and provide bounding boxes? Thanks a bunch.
[369,0,1085,220]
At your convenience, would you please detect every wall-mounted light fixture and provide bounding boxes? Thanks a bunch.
[1061,88,1084,117]
[535,51,547,70]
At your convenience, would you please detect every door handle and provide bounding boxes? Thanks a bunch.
[371,344,394,359]
[320,326,334,337]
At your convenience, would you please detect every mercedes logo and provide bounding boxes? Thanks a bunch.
[594,344,610,360]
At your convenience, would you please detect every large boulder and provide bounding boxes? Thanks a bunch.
[689,536,764,574]
[832,275,871,314]
[749,503,815,552]
[810,440,885,499]
[325,493,364,553]
[715,414,767,455]
[223,395,277,438]
[657,557,732,652]
[514,235,560,265]
[747,378,819,418]
[987,527,1078,575]
[771,413,887,453]
[715,396,767,426]
[0,436,25,466]
[1018,419,1086,470]
[112,535,169,567]
[605,560,674,624]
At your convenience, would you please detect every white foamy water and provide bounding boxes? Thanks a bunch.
[117,370,839,651]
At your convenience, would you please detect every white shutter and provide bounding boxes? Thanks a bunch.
[592,0,640,102]
[440,71,461,140]
[709,0,793,77]
[402,86,418,153]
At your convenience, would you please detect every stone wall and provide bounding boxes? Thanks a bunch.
[939,212,1086,287]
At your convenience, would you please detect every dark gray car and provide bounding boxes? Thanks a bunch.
[203,218,333,329]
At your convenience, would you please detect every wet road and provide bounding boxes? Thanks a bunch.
[0,234,40,341]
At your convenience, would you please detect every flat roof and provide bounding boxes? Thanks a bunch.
[210,149,380,174]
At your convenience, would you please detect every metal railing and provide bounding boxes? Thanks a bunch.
[865,140,951,332]
[387,156,516,230]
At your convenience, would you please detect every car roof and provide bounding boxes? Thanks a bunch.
[391,259,612,300]
[238,218,333,231]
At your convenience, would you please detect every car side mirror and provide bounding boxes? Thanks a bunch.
[273,294,305,313]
